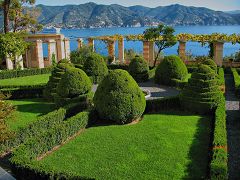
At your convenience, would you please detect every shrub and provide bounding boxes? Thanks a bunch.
[94,69,146,124]
[43,61,74,100]
[202,59,217,73]
[155,55,188,85]
[70,45,92,65]
[129,56,149,82]
[83,53,108,84]
[181,64,222,114]
[232,68,240,96]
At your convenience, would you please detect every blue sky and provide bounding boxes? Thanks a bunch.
[36,0,240,11]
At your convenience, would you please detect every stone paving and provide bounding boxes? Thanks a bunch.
[225,74,240,180]
[92,80,180,100]
[0,167,15,180]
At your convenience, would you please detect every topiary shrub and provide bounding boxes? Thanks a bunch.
[155,55,188,86]
[94,69,146,124]
[83,53,108,84]
[181,64,222,114]
[70,45,92,65]
[43,60,74,100]
[129,56,149,82]
[202,59,217,73]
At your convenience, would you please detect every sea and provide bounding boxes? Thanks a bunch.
[42,26,240,58]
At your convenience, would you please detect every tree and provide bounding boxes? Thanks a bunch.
[0,32,29,69]
[143,24,177,67]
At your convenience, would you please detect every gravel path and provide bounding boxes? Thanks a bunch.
[92,80,180,100]
[225,74,240,180]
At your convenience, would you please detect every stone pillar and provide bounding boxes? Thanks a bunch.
[56,35,65,61]
[88,38,94,52]
[35,40,44,68]
[64,38,71,60]
[143,41,150,63]
[108,40,115,62]
[213,42,224,67]
[178,41,186,61]
[16,55,24,69]
[118,38,124,64]
[77,38,84,49]
[6,57,13,70]
[48,40,57,65]
[149,41,155,66]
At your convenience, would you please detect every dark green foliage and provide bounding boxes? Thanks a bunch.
[107,64,129,70]
[94,69,146,124]
[145,96,180,113]
[210,95,228,179]
[83,53,108,84]
[232,68,240,96]
[217,68,225,86]
[70,45,92,65]
[155,55,188,85]
[0,67,53,79]
[202,59,217,72]
[43,61,74,100]
[181,64,222,114]
[129,56,149,82]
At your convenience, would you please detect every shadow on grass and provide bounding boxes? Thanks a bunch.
[184,116,212,179]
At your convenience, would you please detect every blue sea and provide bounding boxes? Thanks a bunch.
[42,26,240,57]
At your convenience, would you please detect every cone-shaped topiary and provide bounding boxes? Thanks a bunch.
[129,56,149,82]
[83,52,108,84]
[155,55,188,85]
[181,64,222,114]
[43,60,74,100]
[94,69,146,124]
[202,59,217,73]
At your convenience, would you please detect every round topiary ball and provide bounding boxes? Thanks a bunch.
[202,59,217,73]
[56,67,92,98]
[129,56,149,82]
[94,69,146,124]
[155,55,188,85]
[83,52,108,84]
[181,64,222,114]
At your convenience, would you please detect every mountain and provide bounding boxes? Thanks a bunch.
[226,10,240,14]
[1,3,240,29]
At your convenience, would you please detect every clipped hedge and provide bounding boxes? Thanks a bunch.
[94,69,146,124]
[202,59,217,73]
[155,55,188,86]
[10,111,91,180]
[0,67,53,79]
[129,56,149,82]
[232,68,240,96]
[83,53,108,84]
[107,64,129,70]
[210,95,228,179]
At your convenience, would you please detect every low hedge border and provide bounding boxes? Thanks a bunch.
[210,97,228,179]
[232,68,240,96]
[0,67,53,80]
[10,111,91,180]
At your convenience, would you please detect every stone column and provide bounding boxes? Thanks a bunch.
[118,38,125,64]
[77,38,84,49]
[149,41,155,66]
[108,40,115,62]
[6,57,13,70]
[213,42,224,67]
[178,41,186,61]
[64,38,71,60]
[143,41,150,63]
[35,40,44,68]
[16,55,24,69]
[56,35,66,61]
[88,38,94,52]
[48,40,57,66]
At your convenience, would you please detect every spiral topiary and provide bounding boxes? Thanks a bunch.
[155,55,188,85]
[93,69,146,124]
[202,59,217,73]
[43,60,74,100]
[129,56,149,82]
[181,64,222,114]
[83,52,108,84]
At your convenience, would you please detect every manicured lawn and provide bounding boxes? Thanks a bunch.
[0,74,50,86]
[6,98,55,131]
[40,112,211,179]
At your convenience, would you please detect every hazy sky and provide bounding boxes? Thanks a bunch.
[35,0,240,11]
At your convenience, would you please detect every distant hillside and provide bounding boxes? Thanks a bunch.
[1,3,240,29]
[226,10,240,14]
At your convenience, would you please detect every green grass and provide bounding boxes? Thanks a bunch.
[40,112,211,179]
[6,98,55,131]
[0,74,50,86]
